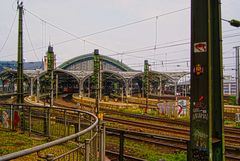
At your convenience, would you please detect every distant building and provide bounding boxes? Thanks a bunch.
[223,76,236,95]
[176,75,236,96]
[0,61,43,72]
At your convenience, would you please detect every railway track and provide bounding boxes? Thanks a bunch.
[54,97,240,142]
[54,97,240,160]
[59,99,240,143]
[1,94,239,160]
[104,116,189,136]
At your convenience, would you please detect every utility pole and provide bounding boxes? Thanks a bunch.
[16,1,25,132]
[190,0,224,160]
[144,60,149,113]
[93,49,100,117]
[46,45,55,107]
[17,1,24,104]
[235,46,240,105]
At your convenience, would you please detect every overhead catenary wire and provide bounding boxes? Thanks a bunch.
[3,7,191,58]
[23,13,40,60]
[2,6,238,54]
[115,46,235,67]
[0,10,18,54]
[23,8,119,54]
[1,3,239,75]
[22,7,190,54]
[21,7,191,55]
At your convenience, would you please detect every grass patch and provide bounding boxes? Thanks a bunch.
[0,130,44,156]
[0,130,79,161]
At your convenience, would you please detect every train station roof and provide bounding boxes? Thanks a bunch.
[0,53,190,83]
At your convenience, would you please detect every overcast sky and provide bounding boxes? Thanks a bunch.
[0,0,240,77]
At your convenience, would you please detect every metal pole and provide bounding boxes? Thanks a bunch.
[85,139,90,161]
[50,71,53,107]
[78,81,81,97]
[88,77,90,97]
[10,105,13,130]
[16,1,25,132]
[235,46,240,105]
[184,75,187,97]
[29,107,31,136]
[99,60,102,101]
[77,112,81,142]
[130,79,132,96]
[119,131,125,161]
[2,78,4,93]
[144,60,149,113]
[190,0,225,160]
[93,49,100,116]
[64,110,67,136]
[125,80,129,97]
[55,74,58,99]
[36,70,40,103]
[174,81,177,96]
[17,1,24,104]
[103,124,106,160]
[121,87,123,103]
[99,124,105,161]
[159,76,162,97]
[30,78,33,96]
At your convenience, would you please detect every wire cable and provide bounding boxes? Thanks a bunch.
[24,8,119,54]
[23,7,190,54]
[0,10,18,54]
[23,14,40,60]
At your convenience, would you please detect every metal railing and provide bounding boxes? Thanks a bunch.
[0,103,105,161]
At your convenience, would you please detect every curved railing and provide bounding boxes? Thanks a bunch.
[0,103,104,161]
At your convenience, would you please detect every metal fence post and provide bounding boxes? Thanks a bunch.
[29,107,31,136]
[95,126,98,160]
[48,108,51,137]
[99,123,105,161]
[85,139,90,161]
[103,124,106,159]
[93,130,97,161]
[46,154,54,161]
[44,108,47,136]
[76,111,81,142]
[10,105,13,130]
[64,109,67,136]
[119,130,125,161]
[44,108,50,137]
[20,105,25,132]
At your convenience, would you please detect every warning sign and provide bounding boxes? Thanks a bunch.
[194,42,207,53]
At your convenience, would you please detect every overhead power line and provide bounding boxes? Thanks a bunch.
[0,10,18,54]
[23,14,40,60]
[109,42,190,57]
[24,8,119,54]
[23,7,190,53]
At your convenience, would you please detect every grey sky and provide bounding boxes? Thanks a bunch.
[0,0,239,77]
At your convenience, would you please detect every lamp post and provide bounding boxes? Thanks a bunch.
[222,19,240,27]
[222,18,240,104]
